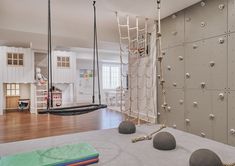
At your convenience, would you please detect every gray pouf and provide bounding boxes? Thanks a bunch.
[118,121,136,134]
[189,149,223,166]
[153,132,176,150]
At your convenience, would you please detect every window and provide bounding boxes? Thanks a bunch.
[7,53,24,66]
[6,83,20,96]
[57,56,70,68]
[102,65,120,89]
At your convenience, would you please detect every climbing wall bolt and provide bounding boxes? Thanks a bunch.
[185,119,190,123]
[209,114,215,119]
[201,82,206,89]
[193,101,198,107]
[200,1,206,7]
[218,4,225,10]
[186,73,190,79]
[167,106,171,111]
[167,66,171,71]
[200,21,206,27]
[179,56,184,61]
[157,32,162,37]
[172,14,177,19]
[179,100,184,105]
[160,79,165,85]
[186,17,191,22]
[193,44,198,49]
[230,129,235,135]
[201,132,206,137]
[219,93,225,100]
[157,75,161,79]
[172,31,178,36]
[209,61,215,67]
[219,37,225,44]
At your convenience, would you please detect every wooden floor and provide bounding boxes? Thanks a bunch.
[0,109,127,143]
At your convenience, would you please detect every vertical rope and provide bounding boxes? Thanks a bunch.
[92,1,96,104]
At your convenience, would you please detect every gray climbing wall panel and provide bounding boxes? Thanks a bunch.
[228,91,235,145]
[228,0,235,33]
[185,0,227,42]
[156,0,234,146]
[161,11,185,49]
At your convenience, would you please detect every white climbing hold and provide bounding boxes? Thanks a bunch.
[172,31,178,36]
[200,21,206,27]
[201,82,206,88]
[173,83,177,87]
[186,17,191,22]
[209,61,215,67]
[172,14,177,19]
[219,93,224,100]
[167,66,171,71]
[179,100,184,105]
[193,44,198,49]
[218,4,225,10]
[185,119,190,123]
[201,132,206,137]
[178,56,183,61]
[193,101,198,107]
[186,73,190,79]
[219,38,225,44]
[209,114,215,119]
[173,124,177,129]
[200,1,206,7]
[163,102,167,107]
[157,75,161,79]
[167,106,171,111]
[230,129,235,135]
[157,112,161,116]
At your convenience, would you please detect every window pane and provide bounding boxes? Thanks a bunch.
[11,90,16,96]
[19,60,23,65]
[62,57,66,61]
[65,62,70,67]
[62,62,66,67]
[13,53,18,59]
[57,56,61,61]
[7,84,10,89]
[8,60,12,65]
[7,90,11,96]
[110,66,120,89]
[15,90,20,96]
[7,53,12,59]
[19,54,23,59]
[102,66,110,89]
[11,84,15,89]
[66,57,69,61]
[15,84,19,90]
[57,62,61,67]
[13,60,18,65]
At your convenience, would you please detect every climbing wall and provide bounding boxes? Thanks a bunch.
[157,0,235,146]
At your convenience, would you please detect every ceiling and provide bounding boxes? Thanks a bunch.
[0,0,200,50]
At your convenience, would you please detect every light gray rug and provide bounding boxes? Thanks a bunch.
[0,124,234,166]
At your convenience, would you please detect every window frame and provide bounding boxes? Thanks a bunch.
[7,52,24,66]
[57,56,70,68]
[6,83,20,96]
[102,64,121,90]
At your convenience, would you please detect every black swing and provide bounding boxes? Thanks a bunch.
[39,0,107,116]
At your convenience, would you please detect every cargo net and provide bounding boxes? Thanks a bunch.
[116,12,151,124]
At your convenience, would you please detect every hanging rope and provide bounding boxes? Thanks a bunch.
[92,0,101,105]
[47,0,53,109]
[156,0,167,111]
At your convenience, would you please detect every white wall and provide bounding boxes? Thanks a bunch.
[0,46,34,83]
[52,51,76,83]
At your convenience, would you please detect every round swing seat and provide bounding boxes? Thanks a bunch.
[153,132,176,150]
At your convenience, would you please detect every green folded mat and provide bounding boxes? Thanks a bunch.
[0,143,99,166]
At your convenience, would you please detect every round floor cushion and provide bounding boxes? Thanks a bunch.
[153,132,176,150]
[118,121,136,134]
[189,149,223,166]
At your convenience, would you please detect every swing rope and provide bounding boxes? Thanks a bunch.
[92,0,101,105]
